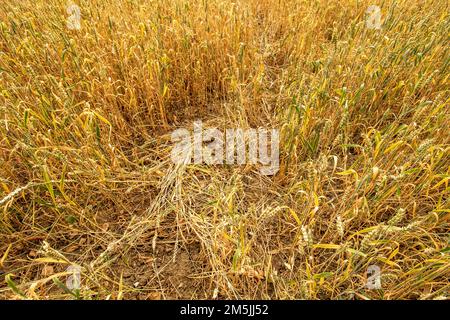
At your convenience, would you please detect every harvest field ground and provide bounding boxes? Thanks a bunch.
[0,0,449,300]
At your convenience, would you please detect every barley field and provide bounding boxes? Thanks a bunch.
[0,0,449,300]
